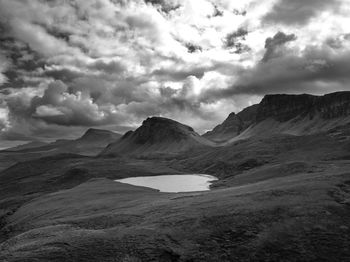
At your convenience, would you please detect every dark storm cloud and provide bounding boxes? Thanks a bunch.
[152,60,241,82]
[262,31,297,62]
[152,66,208,81]
[88,60,127,75]
[144,0,181,13]
[40,60,126,85]
[326,34,350,50]
[263,0,341,25]
[224,28,248,48]
[223,28,251,54]
[1,0,349,144]
[185,43,203,53]
[212,5,224,17]
[0,37,45,89]
[44,68,86,82]
[201,44,350,100]
[232,9,247,16]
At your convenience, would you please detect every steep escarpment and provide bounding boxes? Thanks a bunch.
[256,92,350,122]
[205,92,350,143]
[101,117,215,156]
[203,105,258,142]
[256,94,316,122]
[313,92,350,119]
[242,91,350,138]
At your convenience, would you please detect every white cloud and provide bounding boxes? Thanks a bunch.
[0,53,10,85]
[0,0,349,141]
[0,104,10,131]
[35,105,65,117]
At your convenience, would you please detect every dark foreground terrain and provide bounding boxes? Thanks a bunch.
[1,133,350,261]
[1,92,350,261]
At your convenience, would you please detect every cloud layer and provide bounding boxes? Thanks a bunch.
[0,0,349,144]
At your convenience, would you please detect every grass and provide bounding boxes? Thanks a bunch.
[1,132,350,261]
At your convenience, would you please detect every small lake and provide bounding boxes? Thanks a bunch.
[115,174,218,193]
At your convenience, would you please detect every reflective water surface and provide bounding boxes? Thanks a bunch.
[115,174,218,193]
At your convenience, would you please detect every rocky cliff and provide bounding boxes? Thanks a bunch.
[205,92,350,142]
[256,92,350,122]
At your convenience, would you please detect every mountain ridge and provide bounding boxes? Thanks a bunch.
[204,91,350,143]
[203,104,258,142]
[4,128,122,156]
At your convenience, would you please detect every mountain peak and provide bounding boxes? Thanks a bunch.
[83,128,111,136]
[80,128,120,141]
[140,117,194,136]
[129,116,197,144]
[85,128,101,133]
[101,116,214,156]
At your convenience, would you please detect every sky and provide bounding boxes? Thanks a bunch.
[0,0,350,147]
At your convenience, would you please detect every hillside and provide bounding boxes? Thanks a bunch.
[203,105,258,142]
[0,129,122,172]
[1,93,350,261]
[7,128,121,156]
[205,92,350,143]
[1,131,350,261]
[101,117,215,156]
[3,141,49,152]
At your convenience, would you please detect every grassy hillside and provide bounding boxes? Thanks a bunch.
[1,125,350,261]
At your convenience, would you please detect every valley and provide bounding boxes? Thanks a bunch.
[1,92,350,261]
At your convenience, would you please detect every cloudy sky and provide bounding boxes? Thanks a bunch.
[0,0,350,147]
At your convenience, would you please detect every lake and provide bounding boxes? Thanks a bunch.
[115,174,218,193]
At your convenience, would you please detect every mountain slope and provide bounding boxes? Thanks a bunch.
[203,105,258,142]
[205,92,350,143]
[256,92,350,122]
[232,91,350,141]
[101,117,215,156]
[77,128,121,143]
[4,141,49,152]
[8,128,122,156]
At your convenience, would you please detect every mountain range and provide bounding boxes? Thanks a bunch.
[4,91,350,157]
[205,91,350,143]
[1,91,350,261]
